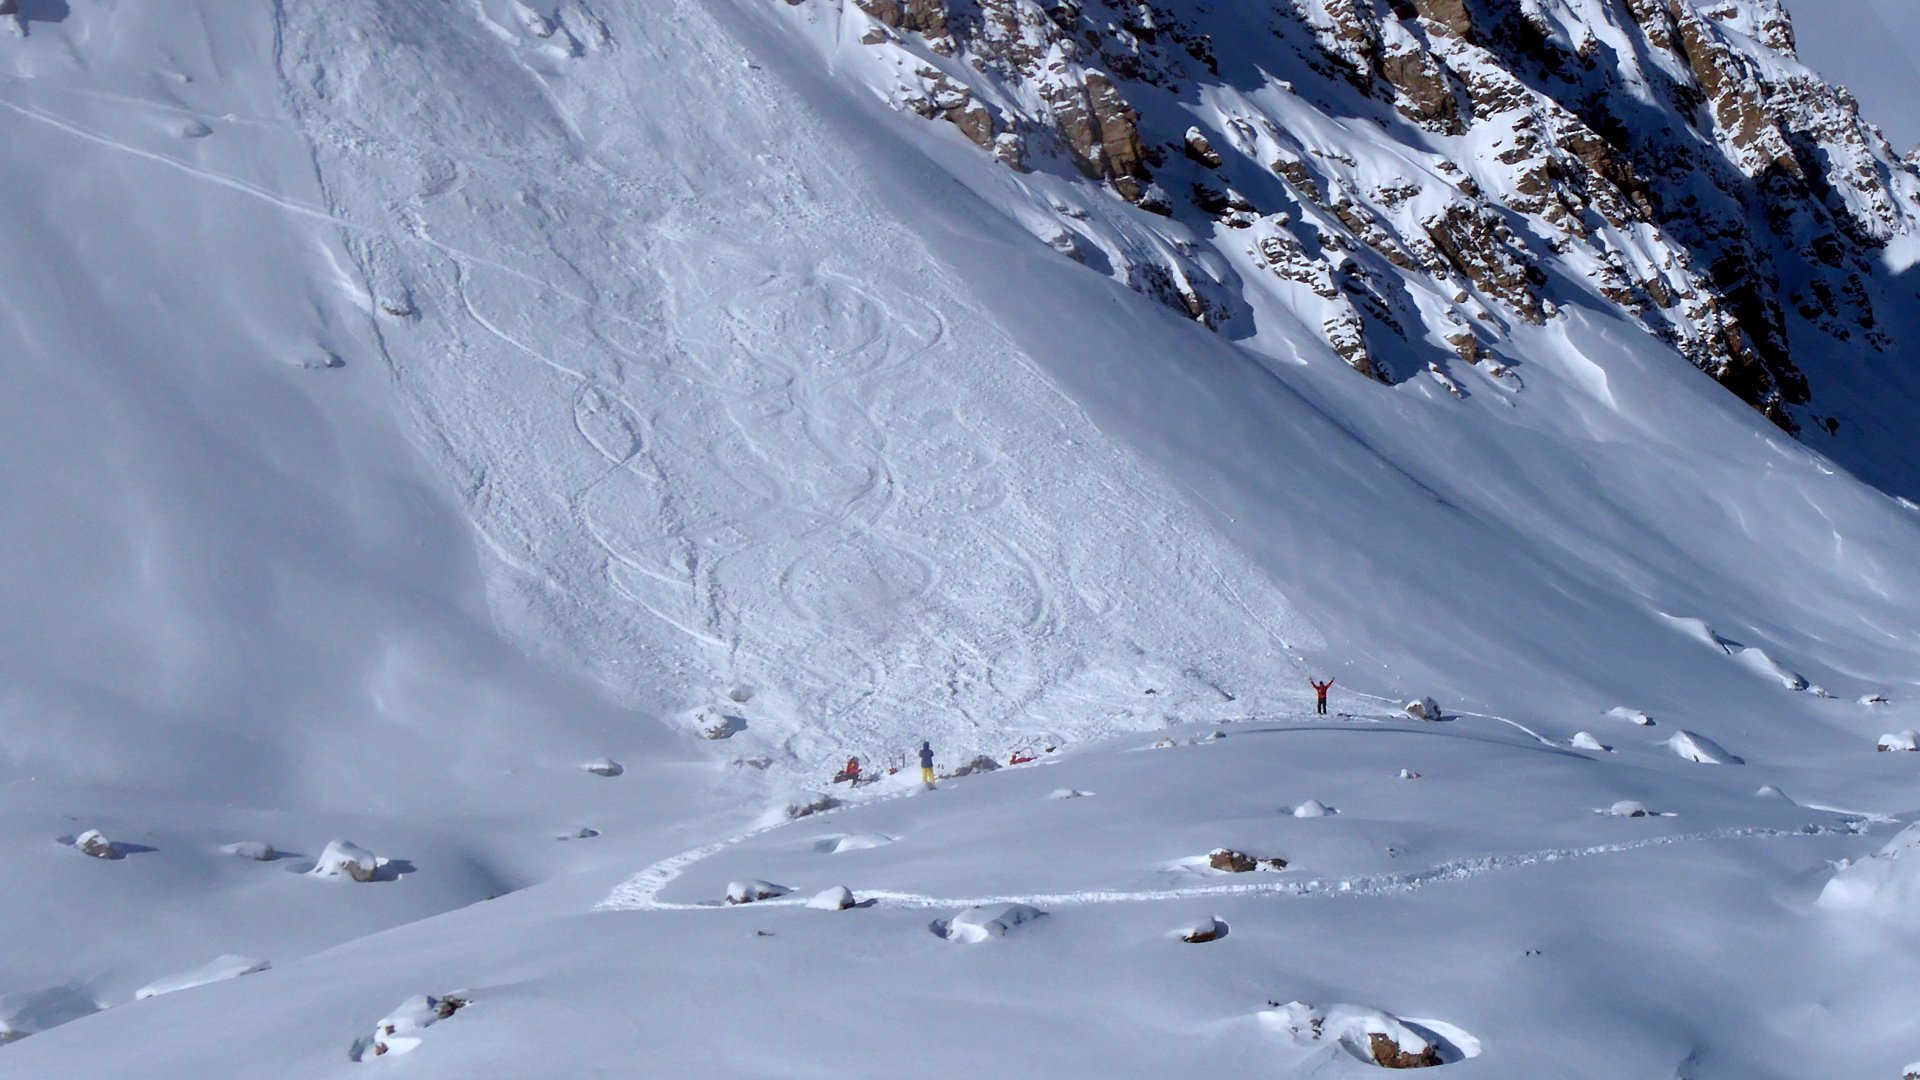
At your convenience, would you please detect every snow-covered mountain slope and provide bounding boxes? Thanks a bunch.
[1,0,1918,1074]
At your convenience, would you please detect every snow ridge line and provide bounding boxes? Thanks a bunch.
[597,820,1859,912]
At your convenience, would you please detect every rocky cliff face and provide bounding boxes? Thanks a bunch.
[778,0,1920,436]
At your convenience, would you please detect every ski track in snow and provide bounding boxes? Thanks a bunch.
[596,774,1861,914]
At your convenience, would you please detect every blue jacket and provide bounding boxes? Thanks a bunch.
[918,746,934,768]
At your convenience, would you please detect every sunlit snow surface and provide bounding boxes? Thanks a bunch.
[0,0,1918,1076]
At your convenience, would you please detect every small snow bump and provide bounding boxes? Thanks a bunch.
[806,886,856,911]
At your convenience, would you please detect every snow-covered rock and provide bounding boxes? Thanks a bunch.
[1667,730,1741,764]
[932,903,1047,943]
[1876,731,1918,752]
[581,757,624,777]
[1608,707,1656,726]
[1570,732,1610,751]
[1818,823,1920,921]
[1208,848,1286,872]
[72,830,121,860]
[1397,769,1421,780]
[135,955,270,1001]
[1259,1000,1457,1068]
[1048,788,1093,800]
[349,993,469,1061]
[1292,799,1332,818]
[1404,697,1441,721]
[1608,800,1650,818]
[724,880,791,905]
[310,840,381,882]
[1175,916,1227,943]
[217,841,277,861]
[805,886,856,911]
[774,792,842,823]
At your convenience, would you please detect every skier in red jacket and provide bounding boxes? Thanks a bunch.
[1310,678,1334,715]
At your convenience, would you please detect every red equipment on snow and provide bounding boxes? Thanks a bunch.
[832,756,862,784]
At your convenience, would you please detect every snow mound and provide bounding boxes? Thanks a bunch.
[931,903,1047,943]
[815,833,894,854]
[1817,823,1920,921]
[805,886,856,911]
[581,757,624,777]
[348,993,469,1061]
[1876,731,1919,752]
[310,840,382,882]
[1667,730,1741,765]
[1174,916,1228,943]
[1608,707,1656,726]
[1397,769,1421,780]
[1048,788,1093,800]
[217,841,276,861]
[1259,1000,1479,1067]
[1662,616,1808,690]
[1570,732,1611,751]
[556,827,600,841]
[1292,799,1333,818]
[724,880,791,905]
[1607,801,1651,818]
[134,955,270,1001]
[0,987,99,1044]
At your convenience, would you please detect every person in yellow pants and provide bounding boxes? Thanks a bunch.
[918,740,936,786]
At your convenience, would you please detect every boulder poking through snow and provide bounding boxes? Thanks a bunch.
[724,880,792,905]
[1259,1000,1472,1068]
[1607,800,1650,818]
[1607,706,1655,726]
[310,840,382,882]
[582,757,624,777]
[1570,732,1610,752]
[1667,730,1741,764]
[349,993,469,1061]
[931,903,1047,943]
[1404,697,1441,721]
[72,829,122,860]
[1209,848,1286,872]
[1876,731,1919,752]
